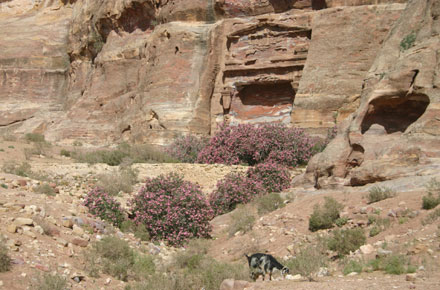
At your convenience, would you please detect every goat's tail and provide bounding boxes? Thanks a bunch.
[244,254,251,263]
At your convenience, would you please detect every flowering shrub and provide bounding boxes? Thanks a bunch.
[166,135,208,163]
[209,172,266,216]
[83,188,125,227]
[247,161,291,193]
[129,173,213,246]
[197,123,316,167]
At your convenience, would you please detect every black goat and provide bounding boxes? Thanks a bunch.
[245,253,289,281]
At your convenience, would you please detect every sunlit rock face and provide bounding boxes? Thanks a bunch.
[303,0,440,188]
[0,0,408,147]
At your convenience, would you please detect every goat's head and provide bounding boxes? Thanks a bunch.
[281,267,290,276]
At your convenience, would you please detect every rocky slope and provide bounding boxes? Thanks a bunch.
[1,0,407,146]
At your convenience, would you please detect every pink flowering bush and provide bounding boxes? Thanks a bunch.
[209,172,266,216]
[129,173,213,246]
[247,161,291,193]
[197,123,316,167]
[166,135,208,163]
[83,188,125,227]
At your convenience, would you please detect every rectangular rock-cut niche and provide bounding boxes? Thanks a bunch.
[229,82,295,124]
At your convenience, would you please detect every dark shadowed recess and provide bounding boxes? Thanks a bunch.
[312,0,327,10]
[96,2,155,41]
[361,94,430,134]
[237,82,295,107]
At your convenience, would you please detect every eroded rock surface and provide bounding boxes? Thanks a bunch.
[305,0,440,188]
[0,0,409,146]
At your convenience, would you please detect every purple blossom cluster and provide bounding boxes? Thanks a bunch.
[209,172,267,216]
[129,173,213,246]
[197,123,316,167]
[165,135,208,163]
[83,187,125,227]
[247,161,291,193]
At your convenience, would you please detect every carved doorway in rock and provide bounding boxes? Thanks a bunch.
[230,81,295,124]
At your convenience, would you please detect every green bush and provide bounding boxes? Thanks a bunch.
[2,161,32,177]
[335,217,349,227]
[367,186,396,204]
[0,239,11,272]
[25,133,46,143]
[368,255,416,275]
[86,236,155,282]
[343,259,364,275]
[60,149,71,157]
[254,193,285,215]
[309,197,344,232]
[400,32,416,51]
[422,178,440,210]
[228,205,256,237]
[33,273,68,290]
[327,228,366,258]
[285,244,328,281]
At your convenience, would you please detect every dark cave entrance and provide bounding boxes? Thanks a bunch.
[361,94,430,134]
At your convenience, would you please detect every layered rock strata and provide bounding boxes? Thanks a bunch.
[304,0,440,188]
[0,0,408,146]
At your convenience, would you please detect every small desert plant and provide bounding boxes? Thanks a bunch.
[254,193,285,215]
[369,226,381,237]
[367,186,396,204]
[309,197,344,232]
[72,140,83,147]
[327,228,366,258]
[368,255,416,275]
[312,126,337,153]
[285,244,328,281]
[60,149,71,157]
[228,205,256,237]
[25,133,46,143]
[83,187,125,227]
[368,215,391,237]
[73,149,128,166]
[171,249,249,290]
[422,178,440,210]
[343,259,364,275]
[130,173,213,246]
[246,161,291,193]
[197,123,316,167]
[0,239,11,272]
[8,145,14,149]
[335,217,349,227]
[96,167,138,196]
[166,135,208,163]
[422,207,440,225]
[33,273,68,290]
[1,184,7,189]
[34,183,56,196]
[209,172,266,216]
[87,236,154,281]
[33,217,57,236]
[73,143,177,166]
[2,161,32,177]
[400,32,416,51]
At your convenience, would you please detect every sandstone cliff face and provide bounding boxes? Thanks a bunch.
[305,0,440,188]
[1,0,408,147]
